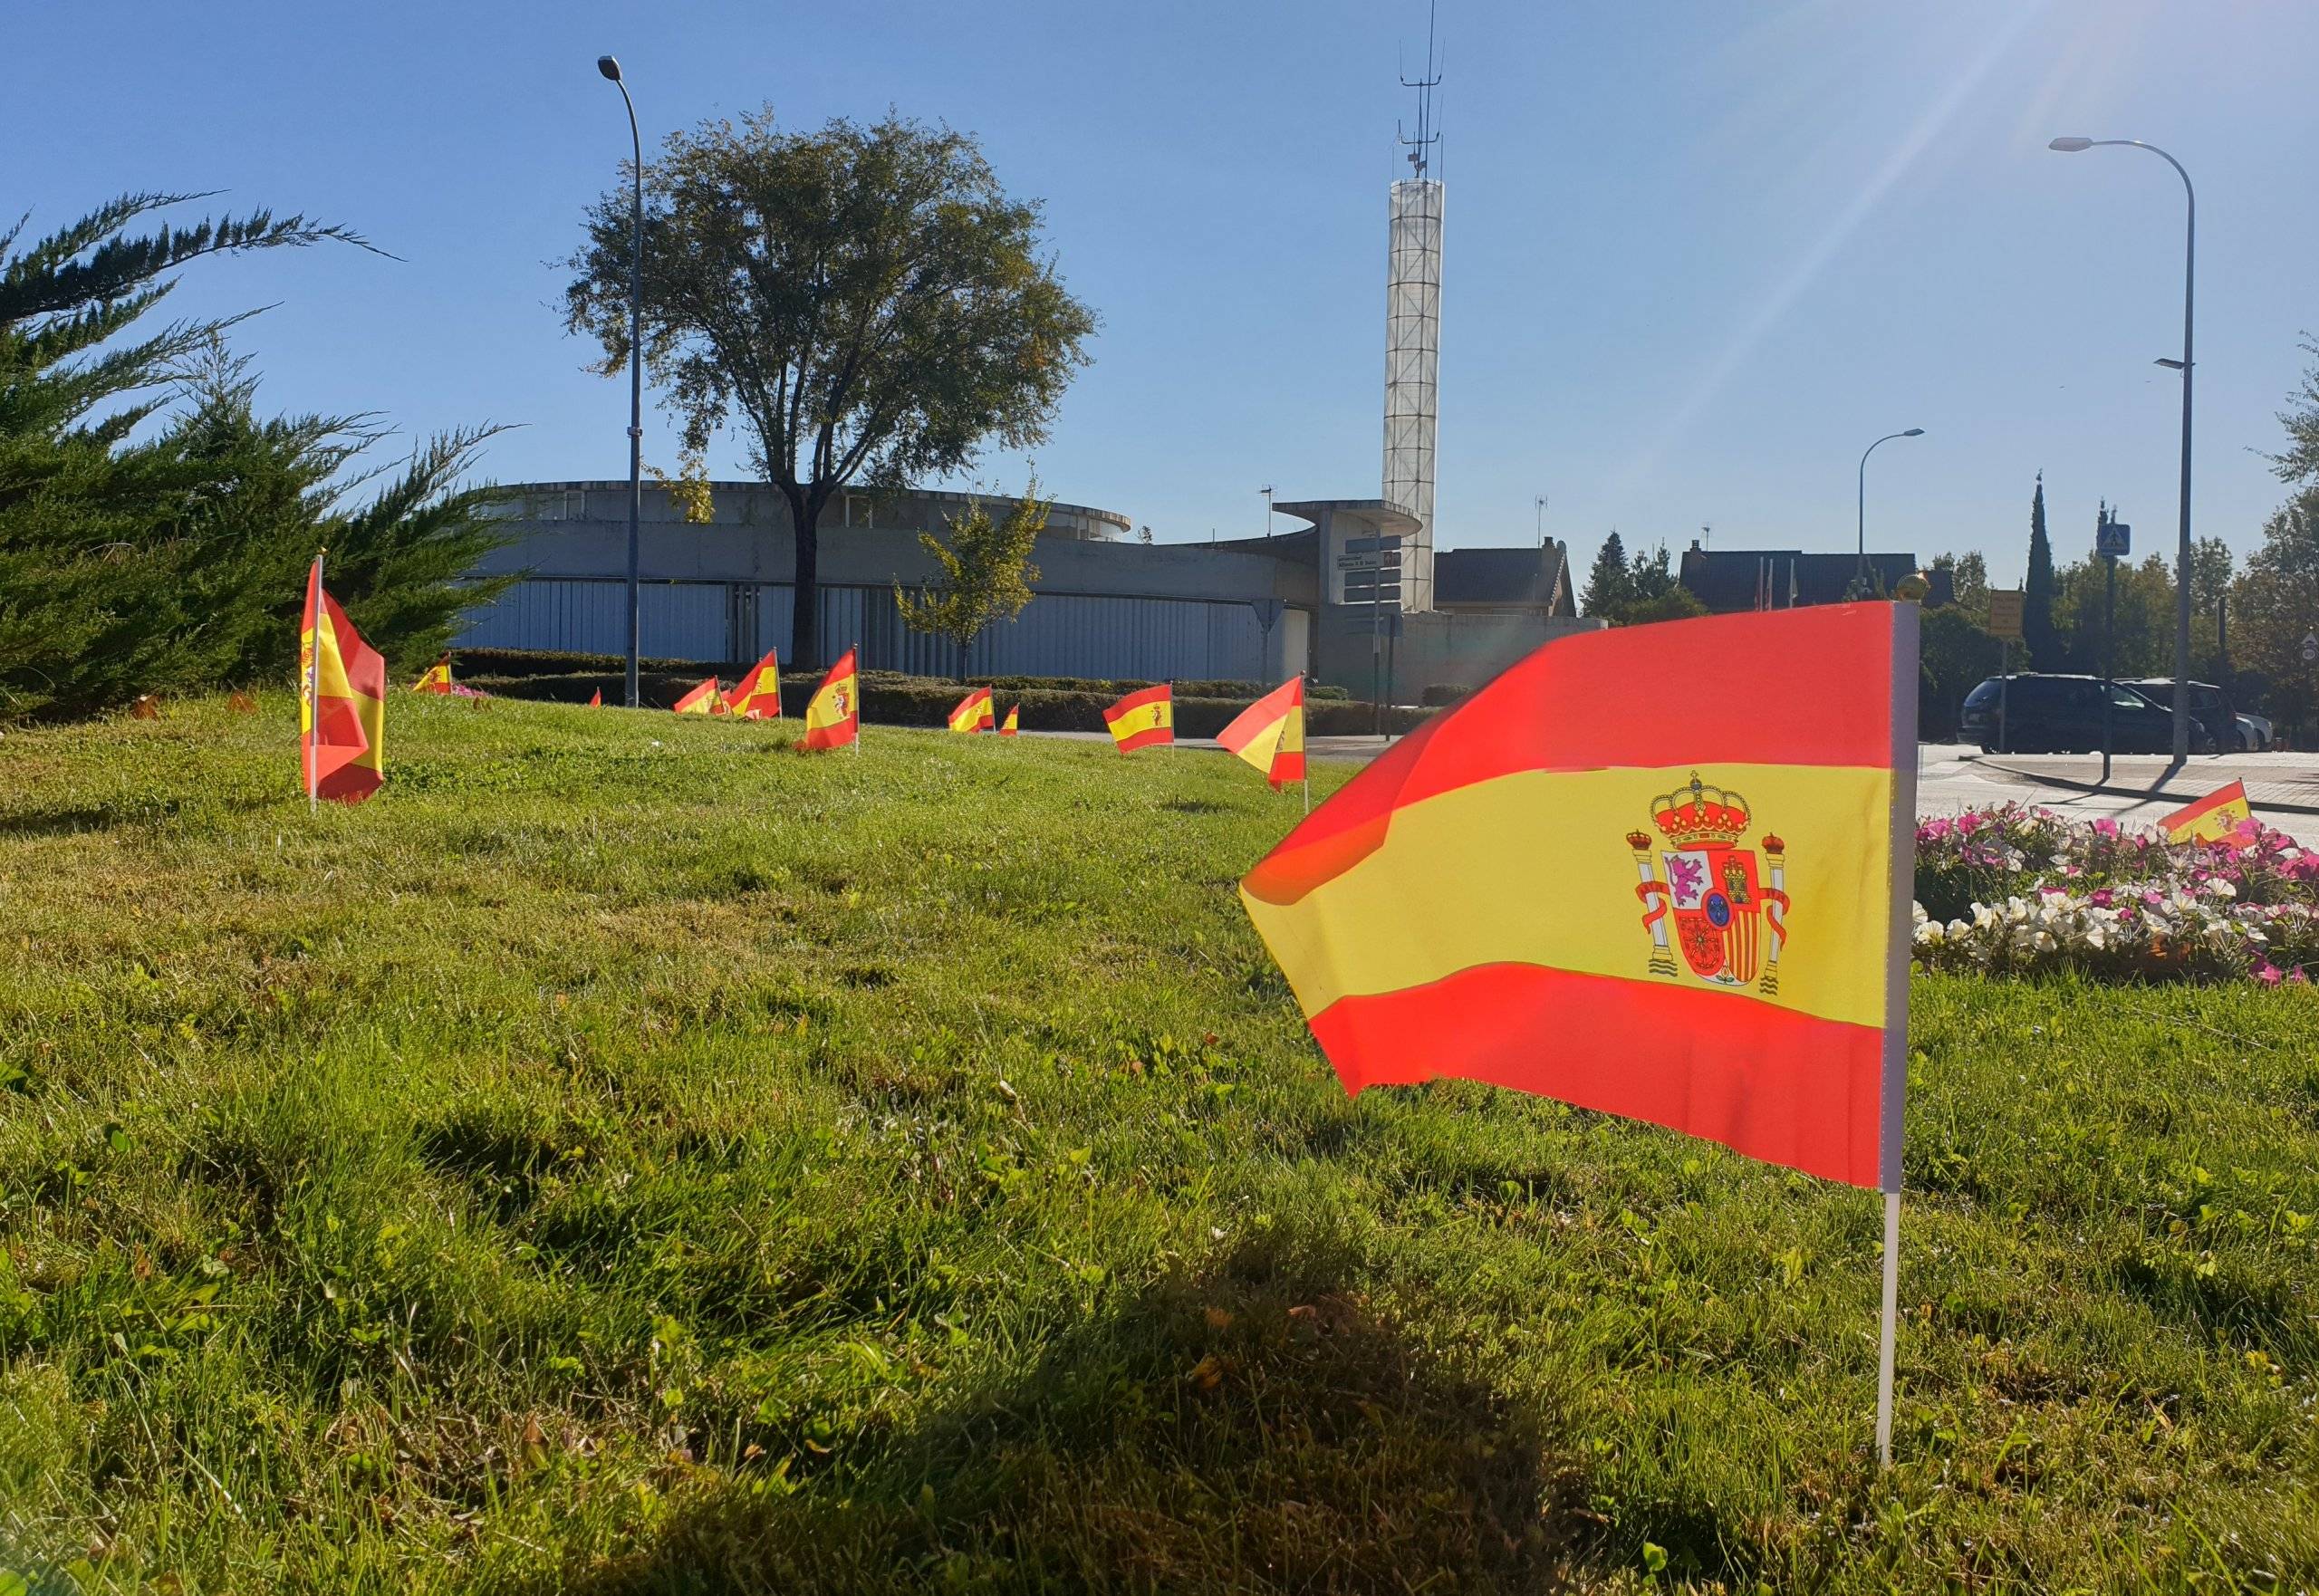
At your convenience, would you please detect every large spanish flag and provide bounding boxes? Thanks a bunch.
[803,649,860,751]
[2159,779,2252,844]
[948,686,996,734]
[672,675,723,715]
[727,649,782,720]
[1217,676,1305,788]
[1104,683,1173,753]
[298,557,387,805]
[1239,603,1919,1190]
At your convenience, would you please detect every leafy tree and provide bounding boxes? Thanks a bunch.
[2051,551,2178,679]
[894,476,1048,678]
[2228,485,2319,735]
[564,110,1097,668]
[1610,585,1708,628]
[1919,602,2003,739]
[2024,473,2059,669]
[0,194,507,721]
[1929,550,1989,626]
[1580,531,1631,618]
[2270,332,2319,487]
[2188,534,2236,680]
[1589,543,1702,626]
[1627,541,1678,603]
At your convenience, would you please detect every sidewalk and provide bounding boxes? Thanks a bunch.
[1966,750,2319,815]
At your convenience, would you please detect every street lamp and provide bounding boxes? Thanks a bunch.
[600,54,644,708]
[1855,429,1925,597]
[2049,134,2197,759]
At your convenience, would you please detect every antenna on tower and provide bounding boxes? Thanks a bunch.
[1397,0,1442,180]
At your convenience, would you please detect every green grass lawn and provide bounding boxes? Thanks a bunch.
[3,697,2315,1594]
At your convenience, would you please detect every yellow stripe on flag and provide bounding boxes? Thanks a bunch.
[1239,761,1893,1032]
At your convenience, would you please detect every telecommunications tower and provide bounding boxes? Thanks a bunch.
[1384,3,1444,611]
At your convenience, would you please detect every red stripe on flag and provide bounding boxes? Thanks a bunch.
[2160,779,2247,831]
[1103,684,1169,724]
[1113,726,1171,752]
[1248,604,1899,904]
[1308,962,1885,1187]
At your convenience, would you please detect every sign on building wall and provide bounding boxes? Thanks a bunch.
[1333,535,1403,607]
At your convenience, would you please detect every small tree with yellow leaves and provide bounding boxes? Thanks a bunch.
[895,476,1048,679]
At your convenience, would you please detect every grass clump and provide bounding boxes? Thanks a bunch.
[1,697,2314,1592]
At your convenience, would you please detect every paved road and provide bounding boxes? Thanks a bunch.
[1038,728,2319,843]
[1916,745,2319,843]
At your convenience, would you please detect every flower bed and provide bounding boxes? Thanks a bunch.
[1911,804,2319,985]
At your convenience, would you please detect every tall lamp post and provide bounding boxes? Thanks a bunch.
[1855,429,1925,597]
[599,55,645,708]
[2049,135,2196,759]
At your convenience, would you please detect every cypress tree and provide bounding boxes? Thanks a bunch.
[1581,531,1631,618]
[2024,472,2060,669]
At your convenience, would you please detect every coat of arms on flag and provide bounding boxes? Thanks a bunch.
[1629,774,1791,994]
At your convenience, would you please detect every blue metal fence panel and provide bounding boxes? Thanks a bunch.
[457,580,627,655]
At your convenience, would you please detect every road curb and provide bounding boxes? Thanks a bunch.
[1968,757,2319,817]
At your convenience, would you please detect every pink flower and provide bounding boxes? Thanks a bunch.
[2255,961,2284,987]
[2093,817,2121,838]
[2089,889,2114,909]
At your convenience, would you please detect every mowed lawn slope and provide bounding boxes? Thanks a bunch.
[2,698,2315,1594]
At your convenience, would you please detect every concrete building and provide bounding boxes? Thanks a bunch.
[458,481,1589,696]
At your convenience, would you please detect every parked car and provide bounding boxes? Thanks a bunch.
[2237,711,2273,751]
[2127,678,2237,755]
[1958,674,2203,755]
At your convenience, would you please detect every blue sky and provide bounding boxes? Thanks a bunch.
[14,0,2317,587]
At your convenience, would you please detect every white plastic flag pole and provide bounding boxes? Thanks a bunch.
[305,550,325,814]
[1875,1189,1901,1466]
[1875,601,1922,1469]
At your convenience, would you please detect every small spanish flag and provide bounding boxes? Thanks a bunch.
[999,703,1019,737]
[587,688,602,707]
[298,556,387,805]
[727,649,782,719]
[1240,603,1920,1192]
[1217,676,1306,788]
[2159,779,2254,844]
[803,649,860,751]
[948,686,995,734]
[413,655,453,695]
[673,676,723,715]
[1103,683,1172,753]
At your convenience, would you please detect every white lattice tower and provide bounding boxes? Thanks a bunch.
[1384,177,1442,611]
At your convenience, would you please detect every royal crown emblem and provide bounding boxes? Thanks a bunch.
[1625,773,1791,994]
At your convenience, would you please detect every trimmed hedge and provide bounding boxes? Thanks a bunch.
[463,664,1432,736]
[452,651,1355,704]
[967,674,1352,702]
[452,647,726,679]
